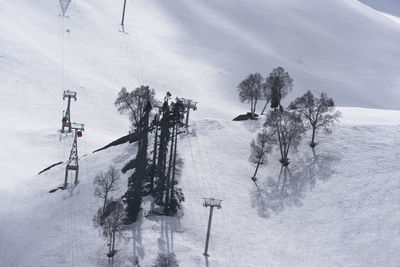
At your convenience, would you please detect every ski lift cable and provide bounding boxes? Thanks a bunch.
[201,137,236,267]
[191,135,224,266]
[186,137,212,259]
[130,1,144,83]
[119,0,137,88]
[186,136,215,256]
[200,136,239,267]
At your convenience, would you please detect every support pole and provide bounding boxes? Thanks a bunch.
[177,98,197,129]
[203,206,214,257]
[61,90,77,133]
[64,122,84,188]
[185,107,190,128]
[202,197,222,257]
[121,0,127,27]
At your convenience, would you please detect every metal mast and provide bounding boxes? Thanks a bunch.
[64,122,84,187]
[121,0,127,30]
[61,90,77,133]
[59,0,72,17]
[202,198,222,257]
[177,98,197,128]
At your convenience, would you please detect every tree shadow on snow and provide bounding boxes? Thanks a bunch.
[251,148,340,218]
[144,212,183,260]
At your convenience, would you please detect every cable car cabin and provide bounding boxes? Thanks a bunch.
[62,117,67,124]
[77,131,83,137]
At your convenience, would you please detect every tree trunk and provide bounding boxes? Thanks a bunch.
[310,126,316,148]
[156,107,169,205]
[250,98,253,116]
[252,98,257,119]
[150,114,159,193]
[109,234,113,253]
[260,99,270,115]
[164,125,175,213]
[170,124,179,211]
[103,190,108,215]
[111,230,116,252]
[253,160,261,179]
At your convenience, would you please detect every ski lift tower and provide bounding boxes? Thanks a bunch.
[59,0,72,17]
[61,90,77,133]
[64,122,84,187]
[202,198,222,257]
[177,98,197,128]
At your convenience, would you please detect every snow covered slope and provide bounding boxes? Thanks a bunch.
[2,0,400,192]
[360,0,400,17]
[1,108,400,266]
[1,0,400,266]
[359,0,400,24]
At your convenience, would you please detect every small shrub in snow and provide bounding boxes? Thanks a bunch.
[153,253,179,267]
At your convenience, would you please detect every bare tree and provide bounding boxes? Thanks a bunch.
[249,130,274,182]
[93,200,126,258]
[264,110,305,166]
[114,85,156,127]
[94,165,120,216]
[153,253,179,267]
[238,73,264,119]
[262,67,293,113]
[289,91,341,147]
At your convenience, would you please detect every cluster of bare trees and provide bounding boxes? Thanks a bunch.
[248,67,341,183]
[114,87,186,225]
[238,67,293,119]
[92,165,125,258]
[91,85,187,263]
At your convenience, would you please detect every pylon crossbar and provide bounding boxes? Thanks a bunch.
[177,97,197,110]
[203,198,222,209]
[63,90,77,100]
[177,97,197,128]
[61,91,78,133]
[70,122,84,130]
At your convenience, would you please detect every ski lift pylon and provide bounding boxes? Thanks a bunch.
[59,0,71,16]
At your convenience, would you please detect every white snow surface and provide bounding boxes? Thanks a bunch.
[2,108,400,266]
[1,0,400,266]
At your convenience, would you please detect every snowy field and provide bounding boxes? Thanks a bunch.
[1,0,400,266]
[1,108,400,266]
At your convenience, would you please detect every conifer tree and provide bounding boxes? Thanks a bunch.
[123,93,152,224]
